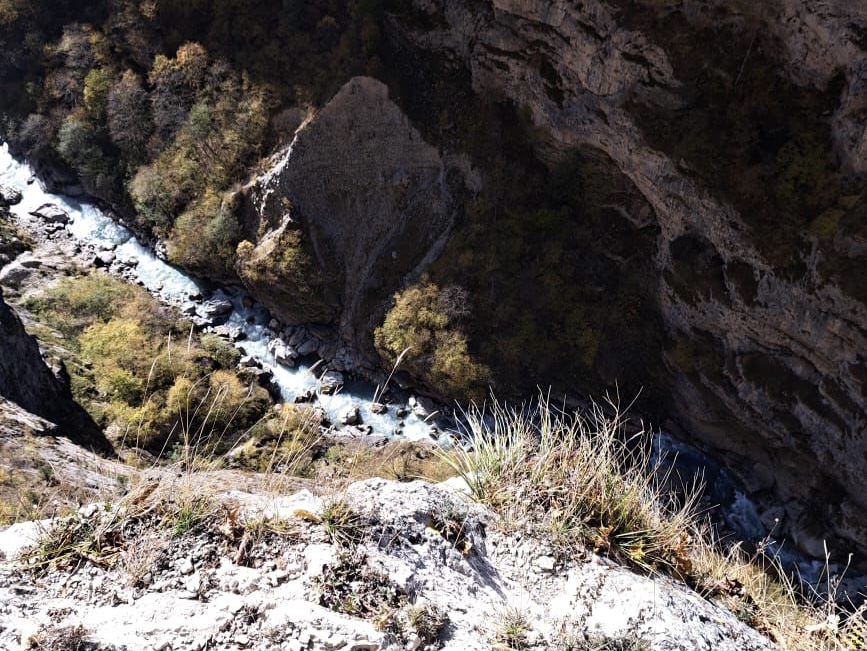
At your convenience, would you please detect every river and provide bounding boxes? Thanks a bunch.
[0,142,442,441]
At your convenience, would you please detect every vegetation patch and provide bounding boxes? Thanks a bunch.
[375,278,489,399]
[442,393,867,650]
[442,395,699,575]
[21,274,271,455]
[311,549,404,618]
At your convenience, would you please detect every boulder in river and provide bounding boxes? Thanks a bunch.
[339,405,361,426]
[268,339,297,367]
[409,395,440,420]
[198,297,233,319]
[318,370,344,395]
[29,203,69,224]
[0,184,22,207]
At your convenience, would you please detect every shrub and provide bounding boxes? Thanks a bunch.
[107,70,151,161]
[375,279,489,399]
[99,367,144,404]
[168,188,241,276]
[79,318,151,377]
[82,66,113,119]
[200,334,241,369]
[24,274,271,456]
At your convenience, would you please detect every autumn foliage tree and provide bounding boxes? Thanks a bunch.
[375,280,490,399]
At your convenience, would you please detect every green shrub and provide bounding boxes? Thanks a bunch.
[168,188,241,276]
[200,334,241,369]
[99,367,145,404]
[375,279,489,399]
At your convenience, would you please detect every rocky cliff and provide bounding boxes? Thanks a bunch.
[384,0,867,554]
[238,0,867,562]
[374,0,867,562]
[239,77,472,362]
[0,290,109,452]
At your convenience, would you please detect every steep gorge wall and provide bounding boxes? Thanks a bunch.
[239,77,471,364]
[0,290,109,452]
[377,0,867,558]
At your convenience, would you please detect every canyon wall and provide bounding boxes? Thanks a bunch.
[242,0,867,559]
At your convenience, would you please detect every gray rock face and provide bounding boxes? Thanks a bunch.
[0,292,108,452]
[241,77,468,354]
[394,0,867,561]
[29,203,69,224]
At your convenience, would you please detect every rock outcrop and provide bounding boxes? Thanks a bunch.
[379,0,867,561]
[0,291,109,453]
[0,478,779,651]
[240,77,470,359]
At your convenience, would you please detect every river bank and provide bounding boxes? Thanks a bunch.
[0,143,450,443]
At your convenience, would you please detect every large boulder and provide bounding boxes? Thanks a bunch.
[0,184,22,207]
[239,77,471,353]
[29,203,70,224]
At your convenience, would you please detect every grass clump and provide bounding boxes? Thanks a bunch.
[318,498,366,547]
[21,506,120,574]
[443,394,699,575]
[689,535,867,650]
[492,607,531,650]
[29,624,90,651]
[443,393,867,650]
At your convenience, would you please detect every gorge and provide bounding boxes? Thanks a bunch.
[0,0,866,647]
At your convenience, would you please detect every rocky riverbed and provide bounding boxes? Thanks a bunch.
[0,144,452,444]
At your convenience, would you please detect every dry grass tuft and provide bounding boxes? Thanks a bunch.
[441,394,700,575]
[441,392,867,651]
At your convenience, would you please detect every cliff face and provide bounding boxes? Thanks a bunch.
[0,292,108,452]
[240,77,470,360]
[92,0,867,560]
[382,0,867,558]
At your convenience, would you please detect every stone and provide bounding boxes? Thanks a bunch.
[369,402,388,415]
[0,184,22,206]
[409,395,439,420]
[198,298,233,319]
[318,370,344,396]
[178,558,194,575]
[293,388,317,404]
[339,405,361,426]
[295,337,319,356]
[94,251,116,267]
[210,325,244,342]
[0,260,36,290]
[268,339,297,367]
[533,555,556,573]
[29,203,69,224]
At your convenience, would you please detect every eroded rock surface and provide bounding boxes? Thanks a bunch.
[240,77,470,356]
[386,0,867,561]
[0,478,778,651]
